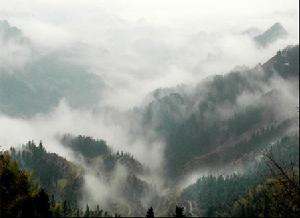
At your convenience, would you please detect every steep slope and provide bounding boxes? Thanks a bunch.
[138,45,299,178]
[181,135,299,217]
[254,22,288,47]
[60,135,159,216]
[0,20,105,117]
[9,137,157,216]
[263,45,299,78]
[10,141,84,205]
[60,134,146,175]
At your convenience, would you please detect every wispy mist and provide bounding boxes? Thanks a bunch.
[0,0,299,213]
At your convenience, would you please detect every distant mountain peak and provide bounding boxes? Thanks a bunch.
[0,20,11,28]
[272,22,283,28]
[0,20,22,37]
[269,22,287,34]
[0,20,29,44]
[254,22,288,47]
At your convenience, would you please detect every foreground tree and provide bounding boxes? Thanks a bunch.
[0,152,52,217]
[222,153,300,217]
[146,207,154,218]
[173,206,186,218]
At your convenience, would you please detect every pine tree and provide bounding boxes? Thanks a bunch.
[50,194,55,207]
[84,204,90,217]
[63,200,68,216]
[173,206,185,218]
[146,207,154,218]
[76,208,80,217]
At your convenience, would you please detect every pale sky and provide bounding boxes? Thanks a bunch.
[0,0,299,108]
[0,0,298,46]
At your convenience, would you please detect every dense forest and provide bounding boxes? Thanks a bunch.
[139,45,299,179]
[181,135,299,217]
[1,135,299,217]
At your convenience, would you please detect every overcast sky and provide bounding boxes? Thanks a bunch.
[0,0,299,109]
[1,0,298,46]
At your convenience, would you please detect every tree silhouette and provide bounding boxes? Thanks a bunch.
[63,200,68,216]
[84,204,90,217]
[173,206,185,217]
[34,189,52,217]
[146,207,154,218]
[0,153,52,217]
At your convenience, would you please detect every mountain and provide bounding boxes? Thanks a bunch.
[9,135,164,216]
[254,22,288,47]
[181,135,299,217]
[2,45,299,217]
[0,57,105,117]
[0,20,105,117]
[0,20,29,44]
[60,134,147,176]
[137,45,299,178]
[263,45,299,78]
[10,141,84,205]
[0,20,299,216]
[60,134,160,216]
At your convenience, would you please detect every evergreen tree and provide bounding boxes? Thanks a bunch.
[84,204,90,217]
[50,194,55,208]
[0,152,52,217]
[34,189,52,217]
[63,200,68,216]
[173,206,185,218]
[146,207,154,218]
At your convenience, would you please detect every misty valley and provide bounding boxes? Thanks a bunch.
[0,2,299,217]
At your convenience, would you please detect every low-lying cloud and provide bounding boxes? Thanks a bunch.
[0,0,299,211]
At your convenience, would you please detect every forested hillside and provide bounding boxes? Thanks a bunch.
[6,136,162,216]
[181,135,299,217]
[138,45,299,178]
[10,141,84,205]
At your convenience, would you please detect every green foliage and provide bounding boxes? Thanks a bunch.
[182,135,299,217]
[183,174,261,217]
[140,45,299,178]
[222,170,299,217]
[10,140,83,205]
[48,200,112,217]
[0,152,52,217]
[61,134,110,158]
[263,45,299,79]
[10,137,149,216]
[103,152,144,175]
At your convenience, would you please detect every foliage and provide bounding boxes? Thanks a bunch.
[222,169,299,217]
[182,135,299,217]
[61,134,110,158]
[173,206,186,218]
[0,152,52,217]
[10,141,83,205]
[140,45,299,178]
[146,207,154,218]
